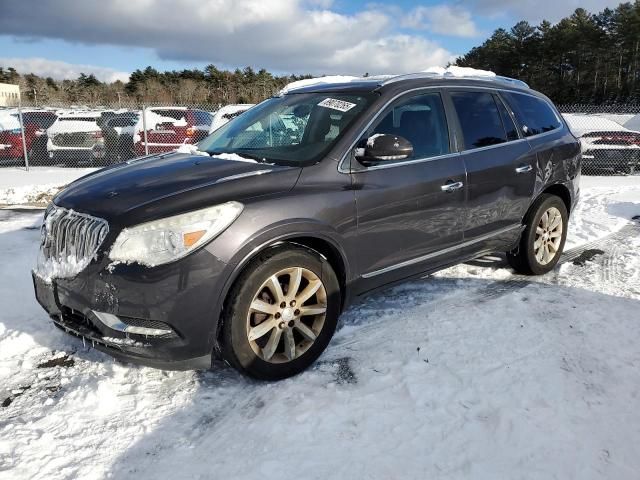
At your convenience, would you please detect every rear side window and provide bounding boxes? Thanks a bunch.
[451,91,509,150]
[369,92,450,160]
[502,92,562,137]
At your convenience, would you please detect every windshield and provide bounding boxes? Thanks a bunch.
[198,92,375,165]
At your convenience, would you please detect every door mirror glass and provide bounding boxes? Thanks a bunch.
[356,134,413,164]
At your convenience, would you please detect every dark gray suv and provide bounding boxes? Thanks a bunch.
[33,73,581,380]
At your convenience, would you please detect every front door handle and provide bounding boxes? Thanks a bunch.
[440,181,464,193]
[515,164,533,174]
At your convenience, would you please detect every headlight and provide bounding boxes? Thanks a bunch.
[109,201,243,266]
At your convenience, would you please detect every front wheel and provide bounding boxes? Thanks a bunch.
[507,194,568,275]
[221,246,340,380]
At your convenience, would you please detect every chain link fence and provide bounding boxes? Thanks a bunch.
[0,101,253,169]
[1,101,639,175]
[558,104,640,176]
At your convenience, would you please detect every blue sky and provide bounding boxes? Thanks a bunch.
[0,0,620,81]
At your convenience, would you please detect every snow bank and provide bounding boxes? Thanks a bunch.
[0,167,97,206]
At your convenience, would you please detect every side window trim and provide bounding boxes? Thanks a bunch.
[493,92,522,141]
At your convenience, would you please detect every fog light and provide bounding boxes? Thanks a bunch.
[92,311,173,336]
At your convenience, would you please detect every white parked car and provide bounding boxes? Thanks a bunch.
[47,112,110,166]
[563,114,640,174]
[209,104,254,133]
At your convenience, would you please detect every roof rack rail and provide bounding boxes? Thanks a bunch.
[380,72,530,89]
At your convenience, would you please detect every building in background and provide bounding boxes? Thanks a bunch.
[0,83,20,107]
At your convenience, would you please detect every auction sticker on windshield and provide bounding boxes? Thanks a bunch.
[317,98,357,112]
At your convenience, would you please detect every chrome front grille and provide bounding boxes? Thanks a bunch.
[51,132,96,148]
[36,205,109,280]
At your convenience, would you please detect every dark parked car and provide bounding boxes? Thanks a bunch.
[102,112,139,163]
[33,73,581,380]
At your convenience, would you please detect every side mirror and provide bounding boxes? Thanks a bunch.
[356,134,413,164]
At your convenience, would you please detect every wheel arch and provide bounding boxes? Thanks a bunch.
[212,231,351,354]
[540,183,572,215]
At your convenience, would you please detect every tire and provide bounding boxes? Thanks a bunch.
[221,245,341,380]
[507,194,568,275]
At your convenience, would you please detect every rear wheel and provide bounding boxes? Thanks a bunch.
[507,194,568,275]
[221,246,340,380]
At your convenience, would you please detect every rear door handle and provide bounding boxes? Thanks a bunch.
[515,164,533,173]
[440,181,464,193]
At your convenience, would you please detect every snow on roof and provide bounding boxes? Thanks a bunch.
[278,76,362,95]
[278,67,524,95]
[422,66,496,78]
[57,111,104,118]
[562,113,632,136]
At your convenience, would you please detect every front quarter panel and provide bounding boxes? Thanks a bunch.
[203,160,357,340]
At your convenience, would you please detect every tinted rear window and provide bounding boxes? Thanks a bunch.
[451,91,509,150]
[502,92,562,137]
[193,110,212,125]
[23,112,57,128]
[153,109,187,120]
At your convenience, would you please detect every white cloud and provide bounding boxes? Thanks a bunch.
[405,5,482,38]
[0,57,130,82]
[0,0,455,76]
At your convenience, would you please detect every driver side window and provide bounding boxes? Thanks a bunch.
[368,92,450,161]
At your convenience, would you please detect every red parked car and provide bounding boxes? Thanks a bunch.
[133,107,212,156]
[0,110,57,164]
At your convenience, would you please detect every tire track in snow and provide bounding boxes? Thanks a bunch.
[333,218,640,351]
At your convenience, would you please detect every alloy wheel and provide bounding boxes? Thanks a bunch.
[534,206,563,265]
[246,267,327,364]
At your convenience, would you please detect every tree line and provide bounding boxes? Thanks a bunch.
[0,65,310,107]
[1,0,639,107]
[455,1,640,104]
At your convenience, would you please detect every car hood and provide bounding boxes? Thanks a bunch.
[54,152,302,226]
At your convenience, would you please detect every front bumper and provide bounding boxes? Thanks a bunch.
[32,245,229,370]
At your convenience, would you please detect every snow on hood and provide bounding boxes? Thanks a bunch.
[423,66,496,78]
[0,113,20,131]
[48,117,101,134]
[279,76,361,95]
[563,114,633,137]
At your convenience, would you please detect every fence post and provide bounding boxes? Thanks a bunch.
[17,97,30,171]
[142,105,149,156]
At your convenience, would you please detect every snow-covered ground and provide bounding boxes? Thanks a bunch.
[0,167,97,206]
[0,177,639,480]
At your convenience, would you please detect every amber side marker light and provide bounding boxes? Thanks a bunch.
[183,230,207,247]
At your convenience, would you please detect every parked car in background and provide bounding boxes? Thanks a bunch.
[0,109,24,164]
[34,73,580,380]
[47,111,109,166]
[0,109,58,165]
[134,107,212,155]
[102,111,139,163]
[209,104,254,132]
[22,110,58,165]
[564,114,640,174]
